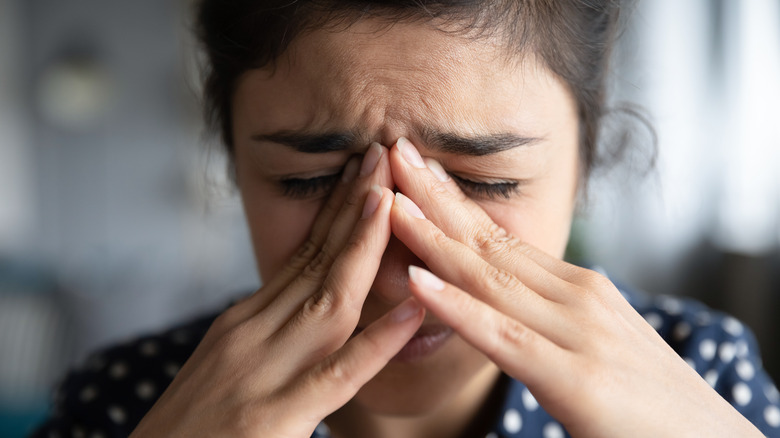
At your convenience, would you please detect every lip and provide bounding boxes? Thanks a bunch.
[351,323,455,363]
[392,324,453,363]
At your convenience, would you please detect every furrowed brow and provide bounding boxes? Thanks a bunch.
[251,131,357,153]
[423,129,542,156]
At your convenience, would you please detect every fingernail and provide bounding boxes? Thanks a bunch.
[424,158,450,182]
[396,137,426,169]
[341,156,361,183]
[394,193,425,219]
[390,298,422,322]
[408,266,445,291]
[362,185,383,218]
[359,142,383,177]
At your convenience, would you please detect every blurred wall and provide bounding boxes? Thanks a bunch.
[0,1,259,434]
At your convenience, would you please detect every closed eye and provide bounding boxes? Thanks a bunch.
[279,172,342,199]
[450,174,521,200]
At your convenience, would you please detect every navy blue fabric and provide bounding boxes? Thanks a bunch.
[31,286,780,437]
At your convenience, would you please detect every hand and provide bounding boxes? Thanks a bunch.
[131,143,424,438]
[387,137,763,437]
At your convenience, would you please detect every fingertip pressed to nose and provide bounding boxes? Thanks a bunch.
[360,142,384,177]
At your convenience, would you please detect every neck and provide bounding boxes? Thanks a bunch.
[326,364,502,438]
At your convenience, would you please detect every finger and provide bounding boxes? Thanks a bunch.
[258,144,394,334]
[268,186,397,362]
[390,191,573,305]
[389,137,579,283]
[406,266,571,392]
[278,298,425,419]
[391,195,579,347]
[221,154,365,327]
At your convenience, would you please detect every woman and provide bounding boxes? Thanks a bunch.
[33,1,780,437]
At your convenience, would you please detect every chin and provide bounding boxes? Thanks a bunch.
[348,337,497,417]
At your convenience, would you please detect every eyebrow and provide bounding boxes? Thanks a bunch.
[421,129,542,156]
[252,129,540,156]
[251,131,358,154]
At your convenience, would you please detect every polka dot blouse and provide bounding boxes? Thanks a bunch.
[31,285,780,437]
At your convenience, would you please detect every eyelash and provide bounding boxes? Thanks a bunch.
[279,173,342,199]
[279,170,520,200]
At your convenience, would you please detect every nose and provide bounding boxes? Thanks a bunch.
[369,234,424,305]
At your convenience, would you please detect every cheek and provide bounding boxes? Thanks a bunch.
[243,196,321,281]
[481,196,574,260]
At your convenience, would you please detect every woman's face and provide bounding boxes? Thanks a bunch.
[231,19,580,415]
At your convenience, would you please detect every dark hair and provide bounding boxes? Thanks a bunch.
[194,0,631,183]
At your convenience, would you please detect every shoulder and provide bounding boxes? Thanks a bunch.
[30,311,218,438]
[619,284,780,436]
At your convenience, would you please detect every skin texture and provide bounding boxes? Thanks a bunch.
[131,18,764,438]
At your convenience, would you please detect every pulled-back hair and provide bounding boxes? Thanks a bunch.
[194,0,627,182]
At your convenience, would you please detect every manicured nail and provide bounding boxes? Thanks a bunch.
[408,266,445,291]
[362,185,384,218]
[390,298,422,322]
[394,193,425,219]
[359,142,383,177]
[396,137,426,169]
[341,156,361,183]
[424,157,450,182]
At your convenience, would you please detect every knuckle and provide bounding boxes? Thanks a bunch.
[472,223,512,257]
[211,305,244,334]
[493,318,531,355]
[302,286,348,322]
[577,270,614,295]
[300,248,335,283]
[483,265,520,292]
[289,238,320,271]
[343,189,362,210]
[317,355,358,393]
[431,226,451,249]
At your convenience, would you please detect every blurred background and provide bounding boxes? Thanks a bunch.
[0,0,778,436]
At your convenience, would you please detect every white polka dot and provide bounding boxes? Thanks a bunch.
[673,322,691,341]
[659,296,683,315]
[543,422,565,438]
[683,357,696,370]
[736,360,755,381]
[171,329,190,344]
[136,381,156,400]
[522,387,539,411]
[722,317,744,336]
[643,313,663,331]
[314,423,331,435]
[140,340,159,356]
[719,342,736,363]
[733,382,752,406]
[696,312,712,326]
[485,433,498,438]
[79,385,98,403]
[107,405,127,424]
[164,362,180,378]
[765,384,779,402]
[503,408,522,433]
[765,405,780,428]
[699,339,717,361]
[704,370,719,388]
[735,340,749,358]
[108,362,128,379]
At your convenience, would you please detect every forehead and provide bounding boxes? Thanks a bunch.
[233,19,572,144]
